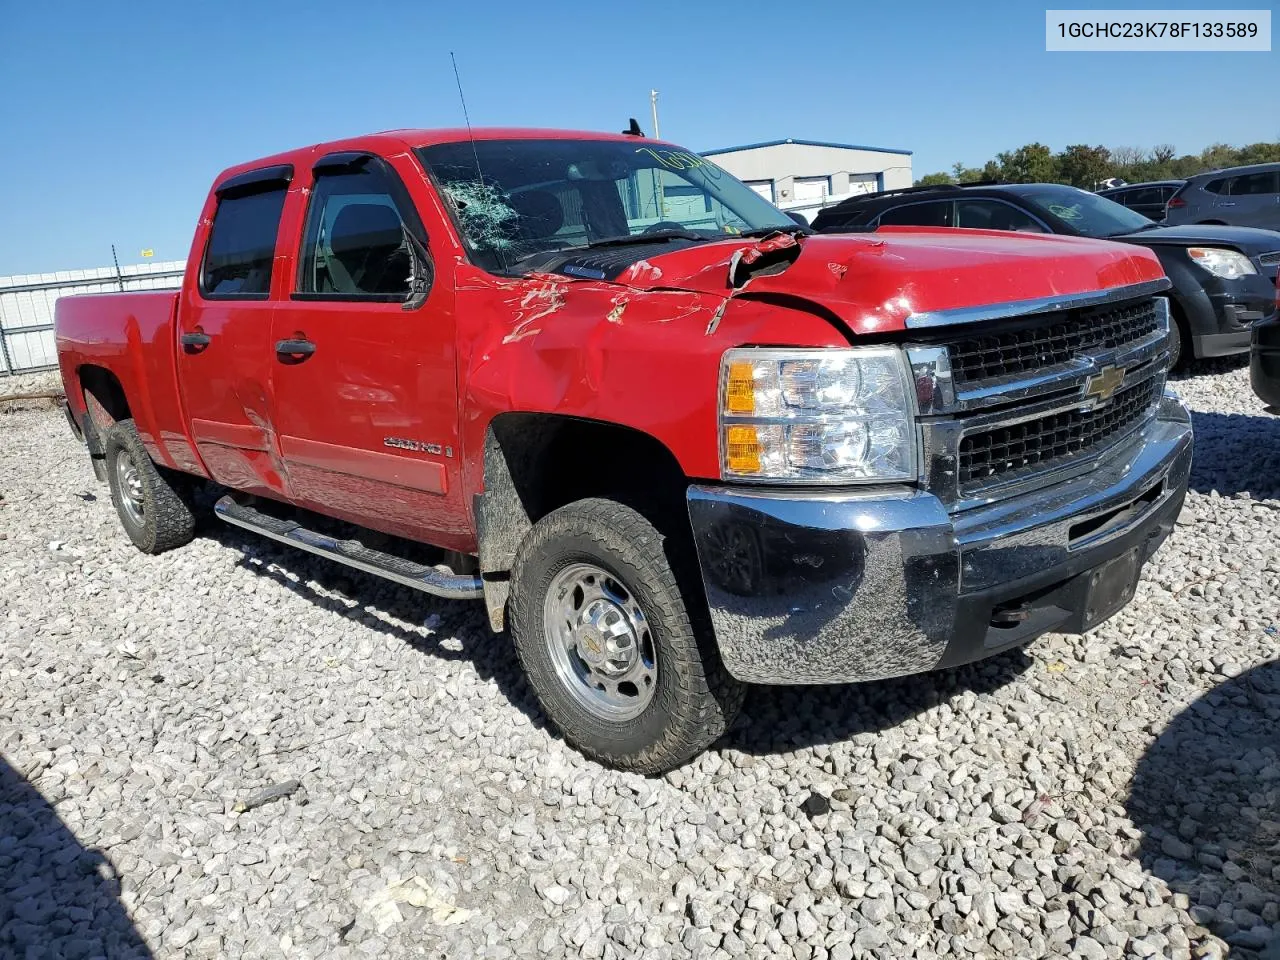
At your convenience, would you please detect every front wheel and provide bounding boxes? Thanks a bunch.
[1166,310,1190,371]
[104,419,196,554]
[508,498,744,773]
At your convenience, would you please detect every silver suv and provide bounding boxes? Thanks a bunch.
[1165,162,1280,229]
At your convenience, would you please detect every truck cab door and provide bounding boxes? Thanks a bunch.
[269,151,469,552]
[176,166,293,497]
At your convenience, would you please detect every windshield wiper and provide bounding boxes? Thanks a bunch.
[584,229,709,248]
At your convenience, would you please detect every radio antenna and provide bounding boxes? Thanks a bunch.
[451,52,485,183]
[450,51,506,270]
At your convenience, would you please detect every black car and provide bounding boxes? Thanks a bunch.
[1097,180,1185,222]
[812,183,1280,367]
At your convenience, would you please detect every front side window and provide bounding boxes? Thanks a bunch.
[955,199,1047,232]
[298,160,418,299]
[877,200,953,227]
[417,138,795,273]
[201,185,287,298]
[1017,185,1153,238]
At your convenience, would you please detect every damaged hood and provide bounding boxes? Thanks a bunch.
[600,228,1167,335]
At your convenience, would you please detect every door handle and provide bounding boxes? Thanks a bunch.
[180,331,212,350]
[1218,202,1237,207]
[275,338,316,360]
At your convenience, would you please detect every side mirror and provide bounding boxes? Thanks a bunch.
[784,210,810,228]
[402,226,434,311]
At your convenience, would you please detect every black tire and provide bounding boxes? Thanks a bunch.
[1167,311,1188,371]
[509,498,745,773]
[104,419,196,554]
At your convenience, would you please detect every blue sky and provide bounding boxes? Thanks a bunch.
[0,0,1275,274]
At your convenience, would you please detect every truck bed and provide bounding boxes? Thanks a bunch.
[55,290,201,473]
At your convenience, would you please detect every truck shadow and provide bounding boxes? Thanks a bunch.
[0,754,153,958]
[208,523,1034,759]
[1170,354,1250,381]
[1126,658,1280,958]
[1187,410,1280,499]
[212,525,548,730]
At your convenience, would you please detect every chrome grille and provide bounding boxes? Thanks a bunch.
[907,285,1173,509]
[946,299,1160,387]
[958,374,1163,488]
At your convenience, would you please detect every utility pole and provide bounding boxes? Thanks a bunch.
[650,90,660,139]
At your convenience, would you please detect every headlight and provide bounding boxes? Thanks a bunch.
[719,347,917,482]
[1188,247,1257,280]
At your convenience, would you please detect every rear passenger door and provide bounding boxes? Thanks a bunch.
[176,166,292,497]
[269,151,469,550]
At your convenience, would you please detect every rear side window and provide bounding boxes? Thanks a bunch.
[200,186,288,298]
[1202,179,1226,195]
[297,157,422,300]
[816,205,876,230]
[1125,187,1160,206]
[878,200,952,227]
[1227,171,1280,196]
[955,199,1046,232]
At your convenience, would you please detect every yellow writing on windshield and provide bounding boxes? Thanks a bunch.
[635,148,708,171]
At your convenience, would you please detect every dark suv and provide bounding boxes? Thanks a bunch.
[1097,180,1185,221]
[1165,163,1280,229]
[812,182,1280,367]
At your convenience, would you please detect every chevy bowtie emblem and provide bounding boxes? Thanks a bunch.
[1083,365,1124,404]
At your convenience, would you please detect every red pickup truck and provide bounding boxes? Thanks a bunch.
[56,128,1192,772]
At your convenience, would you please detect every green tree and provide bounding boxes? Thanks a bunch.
[923,139,1280,192]
[915,172,956,186]
[1199,142,1237,170]
[1236,142,1280,165]
[1057,144,1112,188]
[996,143,1059,183]
[949,161,999,183]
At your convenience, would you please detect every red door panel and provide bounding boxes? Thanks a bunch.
[176,175,292,498]
[269,298,467,550]
[268,151,467,551]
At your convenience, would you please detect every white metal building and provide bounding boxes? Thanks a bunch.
[0,260,185,375]
[701,138,913,221]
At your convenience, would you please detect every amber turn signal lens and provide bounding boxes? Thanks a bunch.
[725,361,756,414]
[724,425,762,474]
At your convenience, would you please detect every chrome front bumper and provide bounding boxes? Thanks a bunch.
[686,394,1193,685]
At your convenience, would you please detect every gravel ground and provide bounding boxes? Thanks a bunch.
[1,360,1278,960]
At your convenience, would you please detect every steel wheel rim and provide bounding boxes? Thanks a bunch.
[115,451,145,526]
[543,562,657,721]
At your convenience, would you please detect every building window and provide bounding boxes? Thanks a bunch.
[744,180,775,202]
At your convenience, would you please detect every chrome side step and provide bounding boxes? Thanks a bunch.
[214,495,483,601]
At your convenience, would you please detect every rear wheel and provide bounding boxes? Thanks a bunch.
[104,419,196,554]
[509,498,744,773]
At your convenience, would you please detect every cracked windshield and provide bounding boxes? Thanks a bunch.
[418,138,795,272]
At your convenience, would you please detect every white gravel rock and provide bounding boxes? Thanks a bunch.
[1,358,1277,958]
